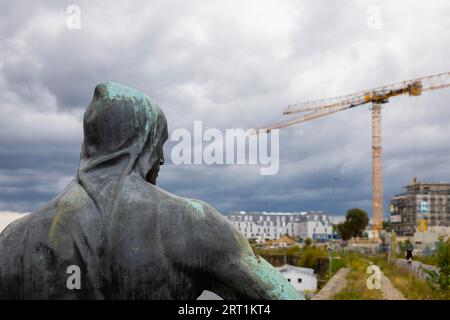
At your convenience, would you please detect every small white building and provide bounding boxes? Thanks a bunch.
[276,264,318,294]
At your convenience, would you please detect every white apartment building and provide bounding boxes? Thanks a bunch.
[226,211,335,241]
[297,212,334,240]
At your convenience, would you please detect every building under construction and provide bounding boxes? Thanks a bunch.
[390,178,450,236]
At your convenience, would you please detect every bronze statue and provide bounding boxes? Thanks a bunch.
[0,83,302,300]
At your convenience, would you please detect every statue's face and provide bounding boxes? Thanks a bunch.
[146,124,168,185]
[146,148,164,185]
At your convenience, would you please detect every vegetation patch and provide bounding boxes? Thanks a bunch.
[332,255,384,300]
[372,255,450,300]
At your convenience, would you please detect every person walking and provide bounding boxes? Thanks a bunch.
[405,241,414,269]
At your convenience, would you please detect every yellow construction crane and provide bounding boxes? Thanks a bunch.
[256,72,450,238]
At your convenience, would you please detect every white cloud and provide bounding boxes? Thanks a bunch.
[0,211,29,233]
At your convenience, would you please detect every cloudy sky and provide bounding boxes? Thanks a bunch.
[1,0,450,225]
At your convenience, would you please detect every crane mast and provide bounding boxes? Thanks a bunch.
[372,102,383,235]
[256,72,450,239]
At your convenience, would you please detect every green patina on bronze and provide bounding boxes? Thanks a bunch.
[187,199,205,217]
[98,82,161,148]
[242,255,304,300]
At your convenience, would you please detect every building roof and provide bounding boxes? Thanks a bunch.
[403,181,450,188]
[276,264,316,276]
[229,211,315,216]
[227,211,330,218]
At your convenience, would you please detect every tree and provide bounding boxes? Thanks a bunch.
[345,208,369,238]
[336,208,369,240]
[336,222,352,240]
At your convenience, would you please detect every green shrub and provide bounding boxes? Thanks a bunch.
[424,239,450,293]
[304,237,313,247]
[298,246,327,269]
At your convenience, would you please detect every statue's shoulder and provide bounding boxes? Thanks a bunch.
[122,178,245,265]
[124,175,220,219]
[0,200,58,257]
[123,175,238,238]
[148,184,228,223]
[0,195,61,240]
[0,181,90,246]
[0,213,33,241]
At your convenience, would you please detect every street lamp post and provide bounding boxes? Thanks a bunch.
[329,230,334,279]
[329,178,338,279]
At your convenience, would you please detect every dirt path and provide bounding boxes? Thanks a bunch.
[312,268,349,300]
[380,271,406,300]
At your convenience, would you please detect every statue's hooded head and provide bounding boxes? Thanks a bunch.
[77,82,168,212]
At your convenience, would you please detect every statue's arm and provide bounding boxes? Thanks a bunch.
[210,250,304,300]
[197,204,303,300]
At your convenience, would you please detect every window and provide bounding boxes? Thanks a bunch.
[298,278,302,283]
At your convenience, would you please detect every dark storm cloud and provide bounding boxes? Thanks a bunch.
[1,0,450,219]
